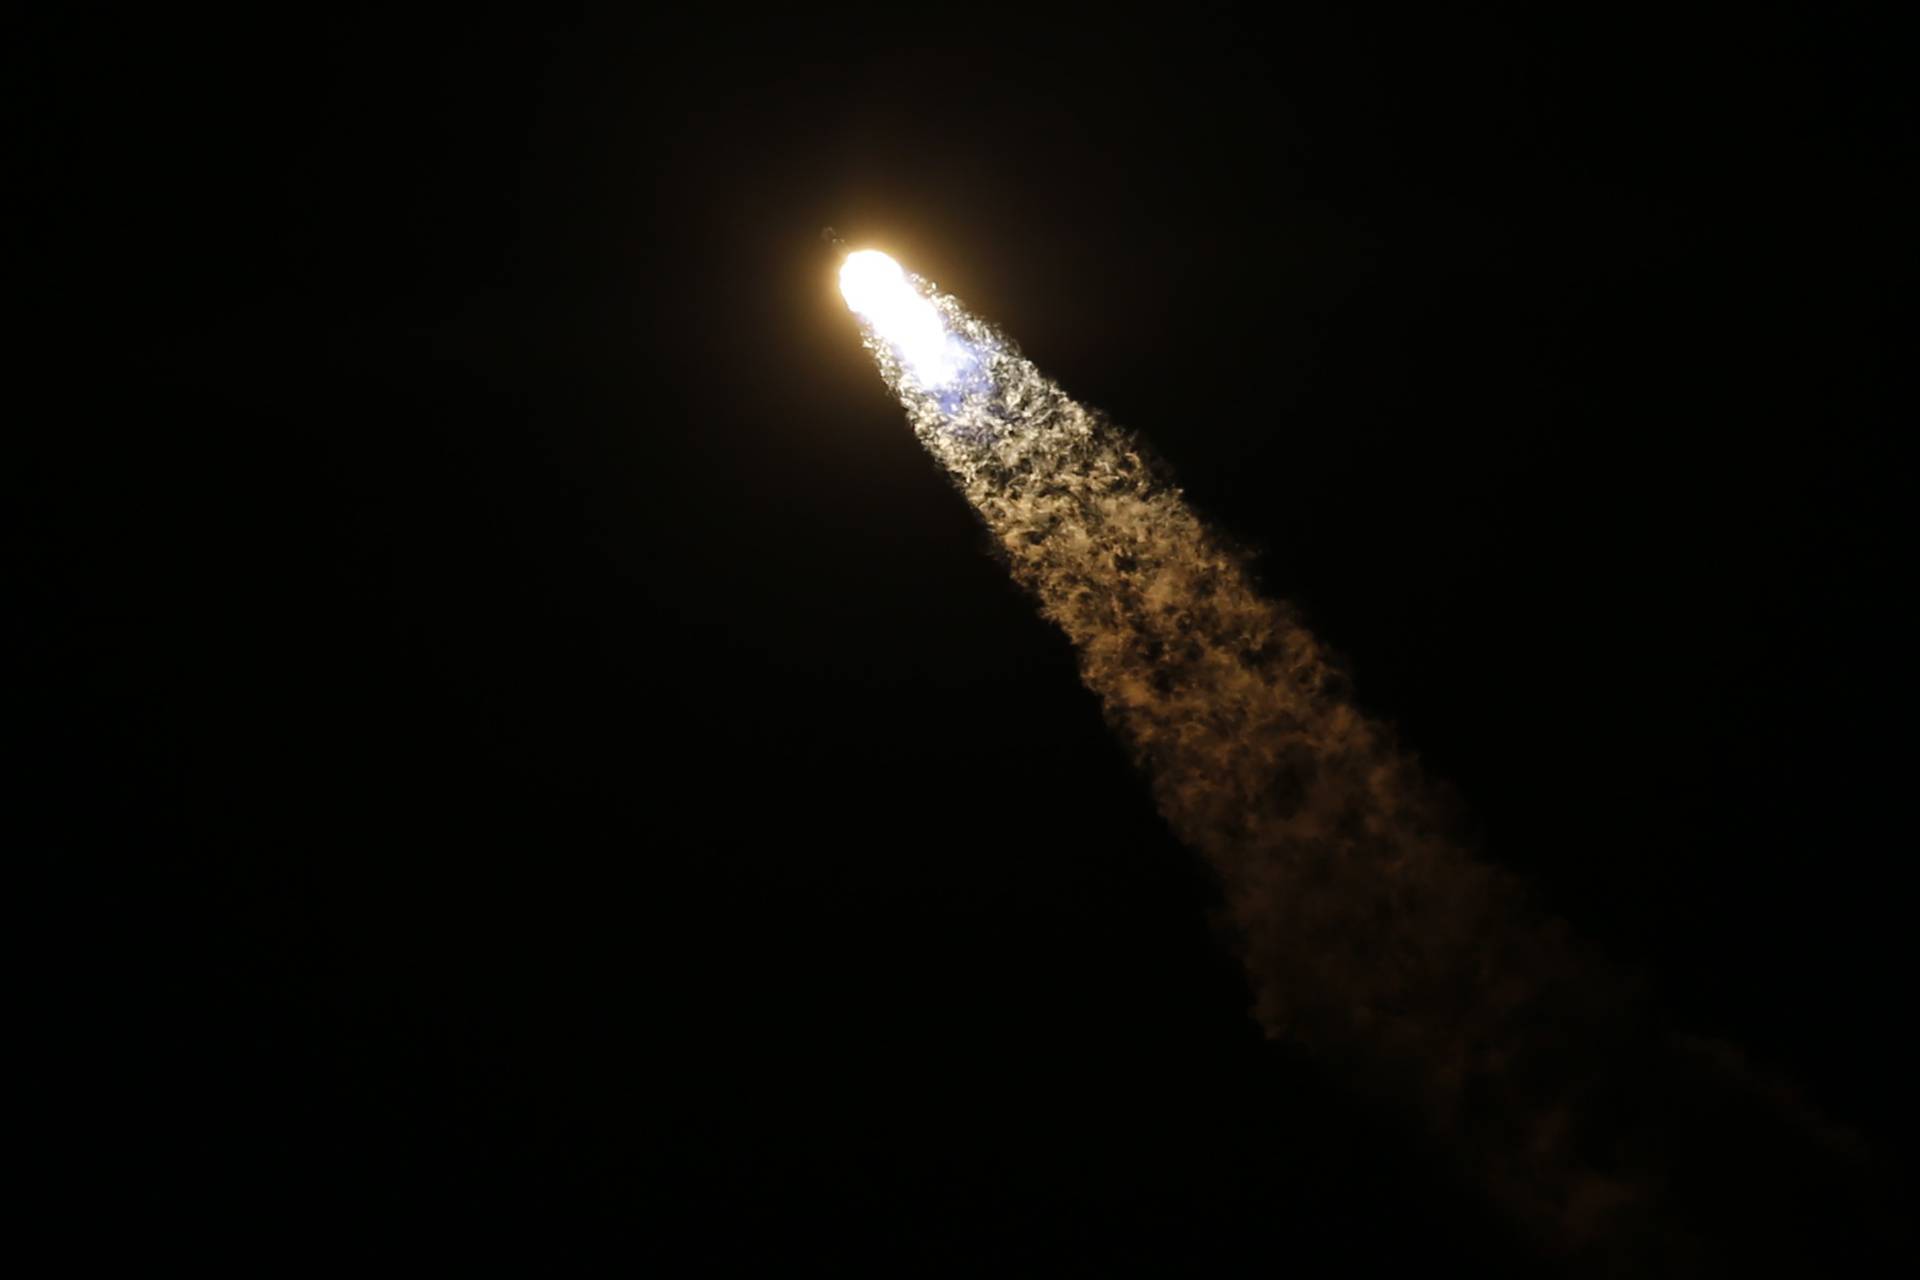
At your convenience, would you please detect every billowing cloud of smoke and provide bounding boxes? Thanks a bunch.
[849,266,1882,1270]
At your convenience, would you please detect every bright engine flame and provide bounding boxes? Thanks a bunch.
[839,250,968,389]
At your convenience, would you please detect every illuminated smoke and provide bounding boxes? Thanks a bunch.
[840,252,1875,1267]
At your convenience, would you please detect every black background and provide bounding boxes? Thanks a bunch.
[18,4,1911,1271]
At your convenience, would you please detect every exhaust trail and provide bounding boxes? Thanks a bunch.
[836,249,1884,1269]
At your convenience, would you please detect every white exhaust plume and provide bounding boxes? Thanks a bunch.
[839,250,973,391]
[838,249,1877,1270]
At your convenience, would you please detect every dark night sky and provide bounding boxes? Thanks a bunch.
[18,4,1912,1271]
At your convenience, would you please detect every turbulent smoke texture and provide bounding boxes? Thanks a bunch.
[847,260,1877,1270]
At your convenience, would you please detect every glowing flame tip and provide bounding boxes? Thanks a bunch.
[839,250,967,389]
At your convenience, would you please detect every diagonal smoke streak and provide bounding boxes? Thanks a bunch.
[843,255,1877,1268]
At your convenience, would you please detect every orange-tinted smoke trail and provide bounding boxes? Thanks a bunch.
[842,254,1880,1271]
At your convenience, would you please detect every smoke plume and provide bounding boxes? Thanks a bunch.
[850,266,1884,1272]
